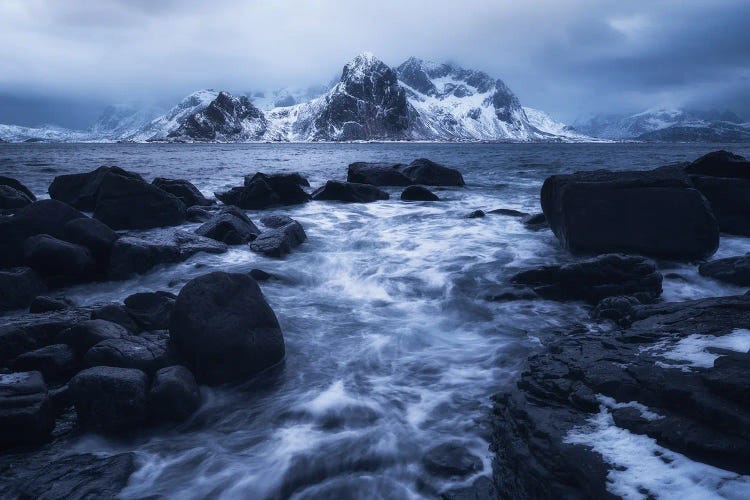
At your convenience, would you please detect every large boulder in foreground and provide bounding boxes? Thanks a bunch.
[148,365,201,422]
[152,177,213,207]
[169,272,285,385]
[93,172,186,230]
[685,150,750,236]
[0,267,46,311]
[24,234,95,281]
[69,366,148,431]
[0,184,34,209]
[511,254,663,304]
[312,181,389,203]
[48,166,143,211]
[0,176,36,201]
[541,167,719,260]
[0,371,55,446]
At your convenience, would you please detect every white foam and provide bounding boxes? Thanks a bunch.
[644,329,750,370]
[565,408,750,499]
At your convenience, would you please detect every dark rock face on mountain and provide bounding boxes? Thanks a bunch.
[299,53,412,141]
[49,166,143,211]
[493,294,750,497]
[168,91,267,142]
[93,172,187,230]
[541,166,719,260]
[684,151,750,236]
[511,254,663,304]
[312,181,390,203]
[169,272,285,385]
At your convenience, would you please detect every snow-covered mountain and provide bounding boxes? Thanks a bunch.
[89,103,163,139]
[573,108,750,141]
[123,89,220,142]
[167,92,267,142]
[0,124,90,143]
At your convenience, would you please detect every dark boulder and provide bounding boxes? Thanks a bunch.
[0,199,86,267]
[216,172,310,209]
[245,172,311,203]
[685,150,750,178]
[93,172,186,230]
[511,254,663,304]
[0,267,46,312]
[62,217,118,264]
[48,165,143,211]
[250,217,307,258]
[699,254,750,286]
[0,371,55,446]
[440,476,497,500]
[312,181,389,203]
[195,208,260,244]
[148,365,201,422]
[123,291,176,331]
[244,172,310,187]
[590,295,641,325]
[5,452,136,500]
[541,167,719,260]
[173,230,228,259]
[107,235,180,280]
[523,212,548,231]
[90,304,140,332]
[24,234,95,280]
[0,184,33,209]
[84,332,175,375]
[69,366,148,431]
[169,272,285,385]
[12,344,78,383]
[489,208,528,217]
[467,209,485,218]
[56,319,131,354]
[347,162,411,186]
[401,185,439,201]
[0,175,36,201]
[29,295,73,313]
[422,442,482,478]
[249,268,274,281]
[0,308,90,364]
[402,158,465,186]
[152,177,213,207]
[186,205,213,222]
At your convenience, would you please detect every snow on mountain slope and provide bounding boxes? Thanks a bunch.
[523,107,599,142]
[248,85,329,111]
[89,103,163,139]
[167,92,267,142]
[0,124,90,143]
[124,90,219,141]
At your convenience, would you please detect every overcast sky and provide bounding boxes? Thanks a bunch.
[1,0,748,128]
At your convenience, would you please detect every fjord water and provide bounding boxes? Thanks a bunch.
[2,142,750,499]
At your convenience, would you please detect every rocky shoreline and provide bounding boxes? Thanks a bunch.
[2,150,750,497]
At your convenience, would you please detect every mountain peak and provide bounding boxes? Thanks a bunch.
[341,52,389,82]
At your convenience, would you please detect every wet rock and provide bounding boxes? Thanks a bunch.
[0,199,86,268]
[56,319,131,354]
[522,212,548,230]
[169,271,285,385]
[29,295,73,313]
[250,217,306,258]
[84,332,175,375]
[0,308,90,364]
[90,304,140,332]
[488,208,528,217]
[62,216,118,266]
[24,234,95,281]
[0,184,33,209]
[244,172,310,187]
[174,230,227,259]
[0,175,36,201]
[698,254,750,286]
[186,205,213,222]
[312,181,389,203]
[49,165,143,211]
[93,172,186,230]
[152,177,213,207]
[148,365,201,422]
[401,185,439,201]
[107,235,180,280]
[402,158,465,186]
[0,371,55,446]
[510,254,662,304]
[423,442,482,478]
[467,209,485,218]
[347,162,412,186]
[69,366,148,431]
[0,266,46,312]
[590,295,641,325]
[216,172,310,209]
[195,208,260,244]
[441,476,497,500]
[124,291,176,331]
[249,268,274,281]
[12,344,78,383]
[541,167,719,260]
[6,452,136,500]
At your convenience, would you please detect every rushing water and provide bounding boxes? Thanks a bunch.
[2,142,750,499]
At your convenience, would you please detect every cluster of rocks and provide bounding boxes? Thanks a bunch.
[493,150,750,497]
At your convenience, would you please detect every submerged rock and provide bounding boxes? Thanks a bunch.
[0,371,55,446]
[401,185,439,201]
[169,272,285,385]
[148,365,201,422]
[250,216,307,258]
[152,177,213,207]
[422,442,483,478]
[49,165,143,211]
[312,181,389,203]
[699,253,750,286]
[510,254,662,304]
[69,366,148,431]
[467,209,486,218]
[522,212,547,231]
[488,208,528,217]
[541,167,719,260]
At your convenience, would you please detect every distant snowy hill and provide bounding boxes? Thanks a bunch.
[90,103,163,139]
[0,124,90,143]
[573,108,750,141]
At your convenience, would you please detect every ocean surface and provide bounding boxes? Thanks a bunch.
[2,142,750,499]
